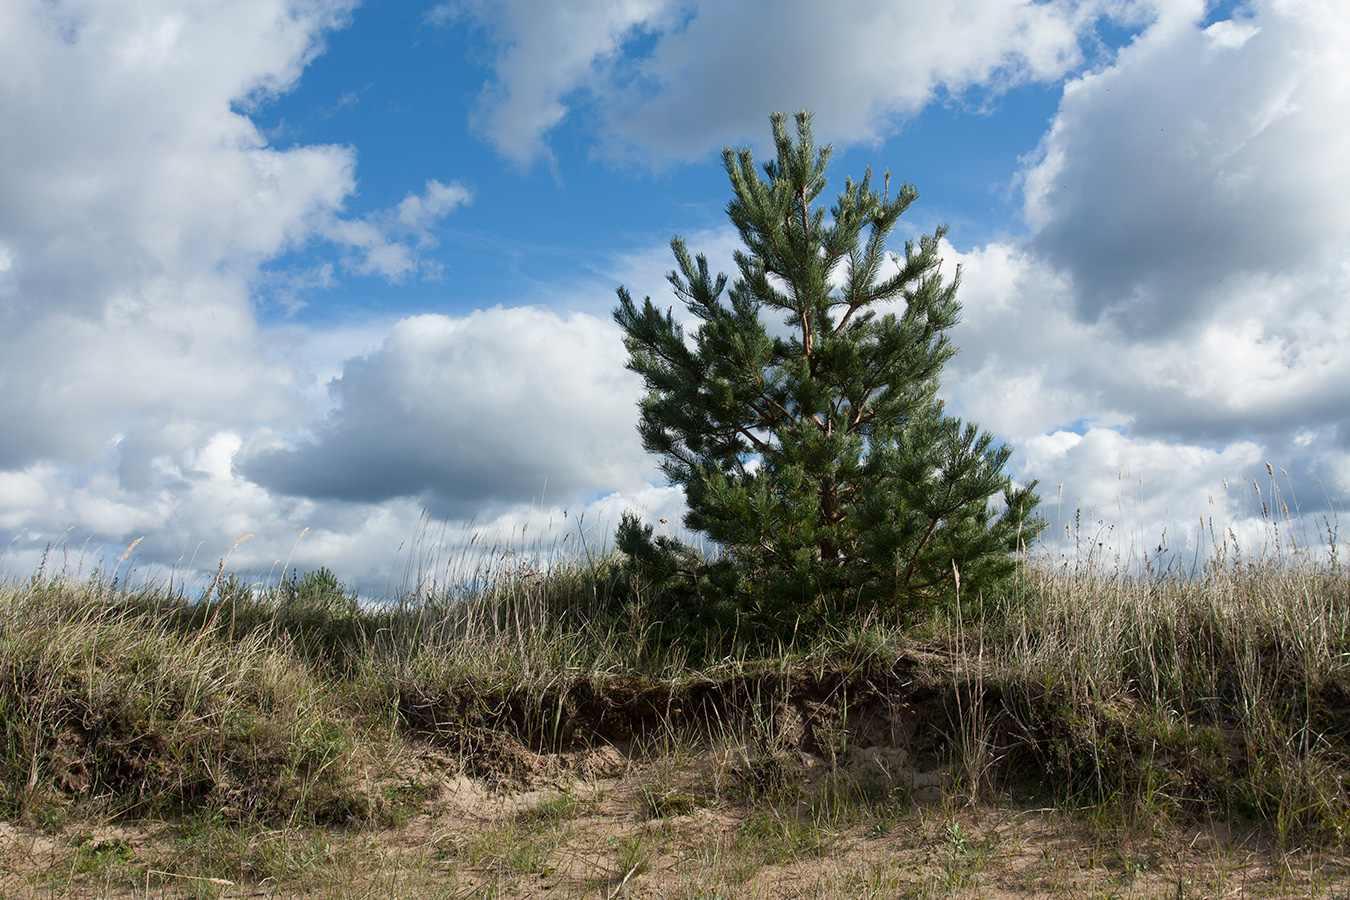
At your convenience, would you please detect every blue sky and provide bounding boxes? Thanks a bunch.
[2,0,1346,589]
[249,3,1067,320]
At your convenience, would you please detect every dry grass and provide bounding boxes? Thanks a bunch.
[2,501,1349,897]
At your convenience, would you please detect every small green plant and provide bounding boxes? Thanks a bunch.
[1124,849,1159,878]
[72,835,135,875]
[734,810,836,866]
[441,797,579,882]
[177,812,336,885]
[943,820,970,856]
[611,831,653,879]
[843,859,906,898]
[516,792,581,825]
[639,785,709,818]
[939,819,996,889]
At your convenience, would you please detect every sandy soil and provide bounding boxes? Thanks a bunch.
[4,738,1350,899]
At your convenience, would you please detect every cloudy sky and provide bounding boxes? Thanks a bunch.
[2,0,1345,590]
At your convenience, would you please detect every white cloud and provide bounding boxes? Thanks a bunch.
[5,0,1347,594]
[424,4,457,29]
[0,0,652,593]
[441,0,679,166]
[0,1,477,588]
[241,307,655,518]
[397,179,471,229]
[1014,427,1308,570]
[0,434,684,597]
[940,0,1350,555]
[321,179,472,280]
[603,0,1104,160]
[0,0,366,472]
[1020,0,1350,335]
[444,0,1146,165]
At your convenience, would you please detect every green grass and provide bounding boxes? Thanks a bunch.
[2,512,1350,896]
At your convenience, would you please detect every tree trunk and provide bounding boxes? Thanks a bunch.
[819,474,840,561]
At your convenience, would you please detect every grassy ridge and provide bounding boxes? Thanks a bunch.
[2,537,1349,891]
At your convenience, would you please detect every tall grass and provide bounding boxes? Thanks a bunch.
[936,485,1350,844]
[0,566,398,830]
[2,497,1348,850]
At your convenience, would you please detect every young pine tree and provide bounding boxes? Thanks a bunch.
[614,111,1042,629]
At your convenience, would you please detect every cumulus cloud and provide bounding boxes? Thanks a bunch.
[940,0,1350,554]
[603,0,1104,160]
[946,237,1350,550]
[434,0,679,166]
[320,179,472,280]
[7,0,1347,593]
[0,0,481,586]
[0,0,359,472]
[442,0,1143,165]
[1020,0,1350,336]
[0,2,359,312]
[0,0,470,462]
[240,307,655,518]
[1018,427,1267,561]
[0,429,669,597]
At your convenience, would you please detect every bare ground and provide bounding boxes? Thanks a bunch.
[5,734,1349,900]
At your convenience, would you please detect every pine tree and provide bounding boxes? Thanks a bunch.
[614,111,1042,628]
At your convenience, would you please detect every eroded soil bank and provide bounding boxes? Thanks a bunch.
[4,736,1349,899]
[7,648,1350,899]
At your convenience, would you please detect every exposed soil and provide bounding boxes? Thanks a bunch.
[6,719,1350,899]
[7,649,1350,897]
